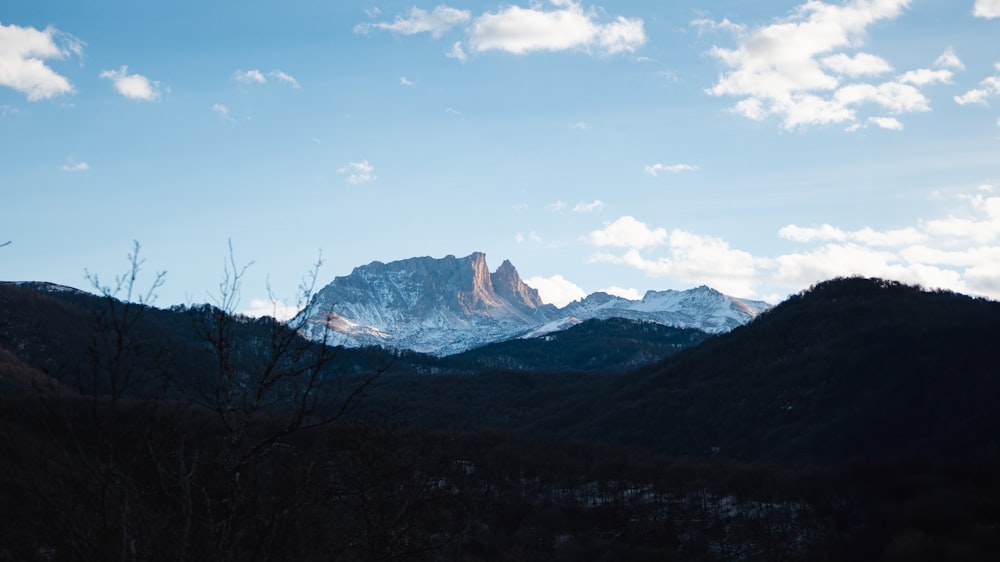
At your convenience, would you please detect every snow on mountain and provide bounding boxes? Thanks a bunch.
[296,253,557,356]
[295,253,770,356]
[561,286,771,335]
[519,317,583,339]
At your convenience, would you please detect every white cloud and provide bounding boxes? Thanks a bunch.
[355,5,471,38]
[446,41,468,62]
[779,223,924,245]
[525,274,587,307]
[573,200,604,213]
[547,200,567,212]
[212,103,236,122]
[934,47,964,70]
[779,223,846,243]
[820,52,892,77]
[235,69,266,84]
[338,160,376,184]
[897,68,952,86]
[772,243,968,294]
[234,69,300,88]
[703,0,955,130]
[954,72,1000,106]
[0,22,80,101]
[468,1,645,55]
[974,0,1000,18]
[242,298,303,322]
[601,286,642,300]
[268,70,300,88]
[100,66,161,101]
[921,193,1000,243]
[833,81,930,114]
[361,2,644,58]
[586,216,667,249]
[592,230,760,297]
[399,76,414,86]
[691,18,747,36]
[867,116,904,130]
[569,121,589,130]
[59,161,89,172]
[644,163,698,176]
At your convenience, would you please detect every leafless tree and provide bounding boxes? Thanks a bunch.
[1,240,384,561]
[186,240,382,560]
[1,241,172,561]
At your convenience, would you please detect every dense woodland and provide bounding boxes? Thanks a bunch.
[2,270,1000,560]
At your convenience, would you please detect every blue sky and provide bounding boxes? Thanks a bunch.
[2,0,999,315]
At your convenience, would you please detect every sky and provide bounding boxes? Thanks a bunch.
[2,0,1000,316]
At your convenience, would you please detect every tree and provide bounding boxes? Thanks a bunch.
[0,241,385,561]
[189,241,381,561]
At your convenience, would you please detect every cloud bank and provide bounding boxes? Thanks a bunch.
[701,0,957,130]
[586,189,1000,300]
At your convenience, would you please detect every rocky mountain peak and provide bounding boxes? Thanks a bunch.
[491,259,545,309]
[297,252,769,356]
[460,252,498,312]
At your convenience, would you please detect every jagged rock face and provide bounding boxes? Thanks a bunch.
[296,253,559,355]
[491,259,546,309]
[296,253,770,356]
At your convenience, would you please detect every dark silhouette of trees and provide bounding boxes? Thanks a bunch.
[4,272,1000,560]
[0,242,385,561]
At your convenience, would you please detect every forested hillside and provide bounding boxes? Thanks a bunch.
[2,277,1000,560]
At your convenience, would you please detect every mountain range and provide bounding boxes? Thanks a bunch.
[295,252,771,355]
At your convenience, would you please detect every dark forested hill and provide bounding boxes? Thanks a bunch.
[547,277,1000,464]
[434,317,712,373]
[3,277,1000,560]
[0,282,401,397]
[5,277,999,466]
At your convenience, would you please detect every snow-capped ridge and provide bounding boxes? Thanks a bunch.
[296,253,770,356]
